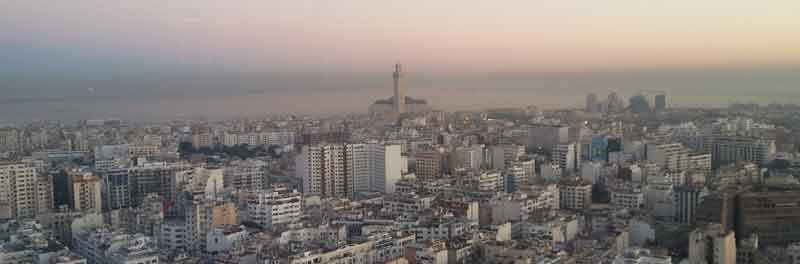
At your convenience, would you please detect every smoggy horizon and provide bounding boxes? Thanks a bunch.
[2,1,800,121]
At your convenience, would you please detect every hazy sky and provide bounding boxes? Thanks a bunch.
[3,0,800,74]
[1,1,800,121]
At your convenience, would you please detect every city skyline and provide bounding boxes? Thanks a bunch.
[2,1,800,122]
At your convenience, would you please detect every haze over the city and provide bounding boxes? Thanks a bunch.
[2,0,800,121]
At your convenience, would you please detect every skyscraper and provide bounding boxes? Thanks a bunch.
[586,93,598,112]
[654,94,667,112]
[393,63,406,114]
[629,94,652,114]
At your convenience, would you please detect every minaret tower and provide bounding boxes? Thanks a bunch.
[393,64,406,114]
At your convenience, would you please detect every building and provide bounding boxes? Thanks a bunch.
[0,220,87,264]
[347,143,403,194]
[581,162,604,184]
[673,185,706,224]
[101,167,130,210]
[450,146,483,173]
[243,187,302,230]
[707,136,775,168]
[586,93,598,113]
[477,171,502,192]
[0,162,43,219]
[646,143,692,172]
[223,159,267,191]
[558,179,592,211]
[296,143,402,198]
[695,191,737,232]
[629,94,652,114]
[68,172,102,213]
[128,160,190,206]
[369,64,430,114]
[296,144,346,197]
[610,186,644,209]
[0,129,20,152]
[286,232,414,264]
[300,131,350,145]
[72,228,159,264]
[654,94,667,112]
[488,144,525,170]
[612,248,671,264]
[191,132,213,149]
[553,142,579,173]
[414,151,443,179]
[736,188,800,245]
[527,125,569,152]
[689,223,736,264]
[159,216,193,253]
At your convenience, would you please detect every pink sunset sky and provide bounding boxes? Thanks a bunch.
[3,0,800,74]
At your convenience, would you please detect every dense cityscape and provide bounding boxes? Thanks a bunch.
[2,63,800,264]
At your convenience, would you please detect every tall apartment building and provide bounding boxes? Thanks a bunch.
[0,162,42,219]
[68,172,102,213]
[553,142,579,173]
[296,144,346,198]
[100,167,130,210]
[296,143,402,198]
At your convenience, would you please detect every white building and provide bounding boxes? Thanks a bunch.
[159,217,192,253]
[287,232,414,264]
[206,225,248,253]
[610,186,644,209]
[478,171,503,192]
[296,143,402,198]
[646,143,692,172]
[72,228,159,264]
[612,248,671,264]
[553,142,579,173]
[279,224,347,246]
[244,188,302,230]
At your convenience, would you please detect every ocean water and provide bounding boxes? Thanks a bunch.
[1,66,798,122]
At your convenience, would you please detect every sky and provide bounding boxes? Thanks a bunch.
[1,1,800,120]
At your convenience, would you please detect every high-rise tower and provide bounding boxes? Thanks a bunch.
[393,64,406,114]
